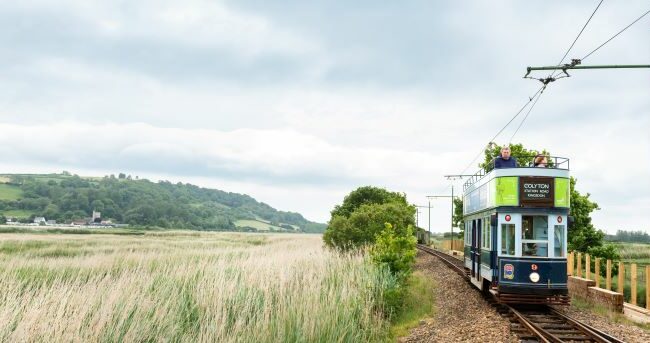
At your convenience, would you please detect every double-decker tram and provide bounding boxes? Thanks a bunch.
[462,156,571,304]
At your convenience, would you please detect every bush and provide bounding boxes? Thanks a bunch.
[371,223,417,280]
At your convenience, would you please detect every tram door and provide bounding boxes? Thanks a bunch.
[474,219,482,282]
[470,220,476,277]
[470,219,482,280]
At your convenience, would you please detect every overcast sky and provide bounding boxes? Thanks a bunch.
[0,0,648,233]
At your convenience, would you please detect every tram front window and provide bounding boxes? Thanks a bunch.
[521,216,548,257]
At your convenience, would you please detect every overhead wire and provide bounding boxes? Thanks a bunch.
[555,0,604,69]
[581,8,650,61]
[441,2,641,195]
[512,1,604,142]
[457,85,546,177]
[509,86,547,143]
[550,0,604,79]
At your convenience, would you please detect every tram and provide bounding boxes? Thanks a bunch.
[462,156,571,304]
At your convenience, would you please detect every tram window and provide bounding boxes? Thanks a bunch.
[482,218,491,249]
[501,224,515,255]
[522,243,548,257]
[554,225,565,257]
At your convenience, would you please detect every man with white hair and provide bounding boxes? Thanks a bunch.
[494,146,517,169]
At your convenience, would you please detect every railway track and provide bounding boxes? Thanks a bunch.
[416,244,626,343]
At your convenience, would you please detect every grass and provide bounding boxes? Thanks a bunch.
[0,184,23,201]
[389,271,436,338]
[0,231,394,342]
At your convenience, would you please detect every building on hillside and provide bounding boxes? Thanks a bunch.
[33,217,46,225]
[46,220,56,225]
[92,210,101,223]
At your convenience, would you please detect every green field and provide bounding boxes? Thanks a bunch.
[0,184,23,201]
[0,230,393,341]
[234,219,291,231]
[614,242,650,263]
[1,209,35,218]
[604,242,650,307]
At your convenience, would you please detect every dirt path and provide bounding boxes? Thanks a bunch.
[399,251,518,342]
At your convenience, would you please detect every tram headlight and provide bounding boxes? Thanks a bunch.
[529,272,540,283]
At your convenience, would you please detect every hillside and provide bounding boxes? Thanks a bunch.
[0,173,325,233]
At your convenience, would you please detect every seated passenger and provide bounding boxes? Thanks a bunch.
[494,146,517,169]
[533,154,548,168]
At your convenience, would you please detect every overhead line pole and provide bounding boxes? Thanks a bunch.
[427,185,457,245]
[427,175,471,249]
[414,204,433,234]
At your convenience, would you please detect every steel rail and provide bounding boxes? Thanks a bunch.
[508,306,556,343]
[547,307,625,343]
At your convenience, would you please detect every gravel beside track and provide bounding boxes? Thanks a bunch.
[399,251,518,343]
[555,305,650,343]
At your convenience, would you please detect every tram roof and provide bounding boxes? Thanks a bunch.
[462,156,569,193]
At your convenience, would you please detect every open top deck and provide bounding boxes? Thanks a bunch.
[463,156,570,216]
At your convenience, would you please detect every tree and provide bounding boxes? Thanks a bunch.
[324,186,416,250]
[330,186,409,218]
[567,177,619,262]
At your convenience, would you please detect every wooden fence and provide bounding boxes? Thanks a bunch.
[568,251,650,309]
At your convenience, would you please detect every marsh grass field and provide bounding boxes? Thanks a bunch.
[0,229,394,342]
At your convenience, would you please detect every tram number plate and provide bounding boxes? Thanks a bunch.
[504,264,514,280]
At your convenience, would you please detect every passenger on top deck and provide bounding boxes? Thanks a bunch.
[494,146,518,169]
[533,154,548,168]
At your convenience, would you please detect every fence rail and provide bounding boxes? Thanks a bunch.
[568,251,650,309]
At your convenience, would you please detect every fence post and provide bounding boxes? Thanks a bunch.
[646,265,650,310]
[617,262,625,294]
[577,252,582,278]
[631,263,637,306]
[585,254,590,280]
[606,259,612,291]
[594,258,600,288]
[568,252,574,276]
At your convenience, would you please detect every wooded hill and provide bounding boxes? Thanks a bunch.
[0,173,325,233]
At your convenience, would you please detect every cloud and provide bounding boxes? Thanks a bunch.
[0,122,451,187]
[0,0,648,229]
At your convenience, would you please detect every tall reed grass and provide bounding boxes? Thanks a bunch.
[0,232,393,342]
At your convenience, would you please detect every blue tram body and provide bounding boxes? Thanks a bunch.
[462,156,571,304]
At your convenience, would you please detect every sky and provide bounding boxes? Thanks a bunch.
[0,0,648,233]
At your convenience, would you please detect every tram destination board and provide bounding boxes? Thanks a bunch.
[519,176,554,207]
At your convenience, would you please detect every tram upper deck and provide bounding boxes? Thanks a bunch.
[462,156,570,216]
